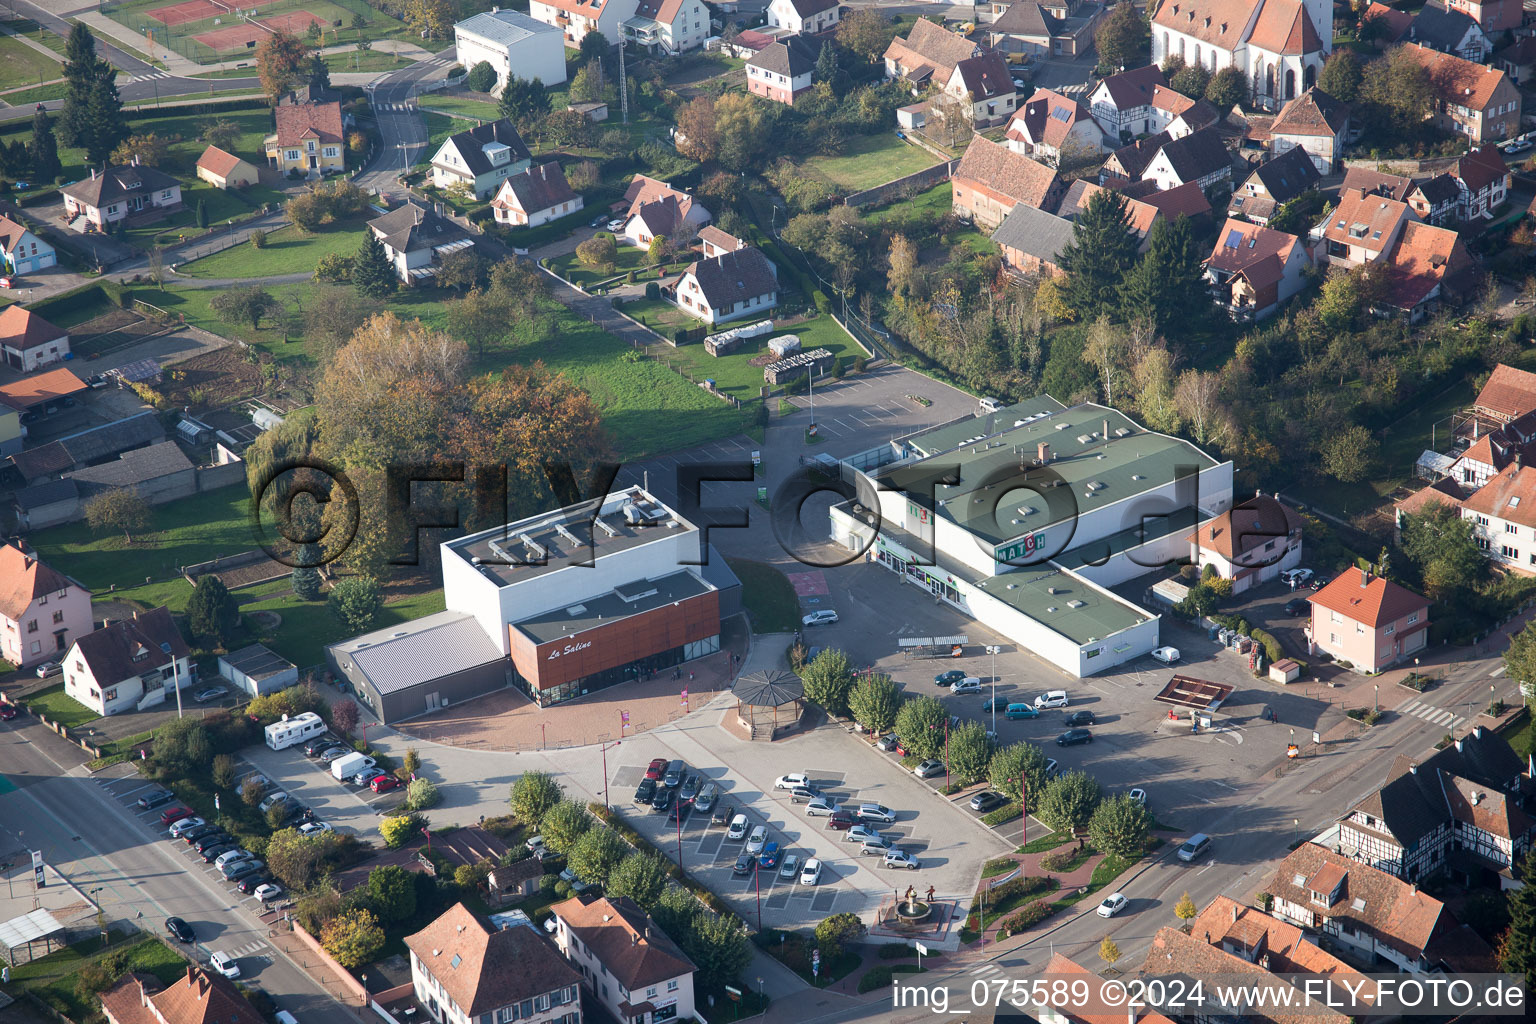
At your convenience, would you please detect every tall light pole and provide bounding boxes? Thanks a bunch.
[1373,684,1378,713]
[1490,684,1497,715]
[987,645,1000,734]
[162,641,182,719]
[599,740,621,809]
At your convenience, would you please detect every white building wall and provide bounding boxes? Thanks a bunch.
[455,24,569,93]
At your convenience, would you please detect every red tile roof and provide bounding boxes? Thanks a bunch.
[1040,953,1178,1024]
[1394,478,1465,518]
[1453,145,1509,195]
[0,367,86,410]
[1269,87,1350,138]
[1340,167,1413,202]
[1460,464,1536,529]
[1247,0,1322,55]
[953,135,1061,210]
[1322,190,1413,254]
[1096,64,1166,110]
[1205,217,1303,288]
[883,18,979,83]
[195,145,248,179]
[1152,0,1260,51]
[1382,220,1467,310]
[1364,2,1413,40]
[1140,180,1212,220]
[271,100,342,147]
[0,542,76,621]
[1186,494,1300,562]
[103,968,264,1024]
[1401,41,1511,110]
[1309,569,1428,628]
[1008,88,1095,150]
[405,903,579,1016]
[552,895,696,990]
[1474,363,1536,421]
[0,305,67,351]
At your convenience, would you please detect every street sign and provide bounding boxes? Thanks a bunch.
[914,941,929,956]
[31,850,43,887]
[812,950,820,966]
[751,450,761,467]
[724,986,741,1001]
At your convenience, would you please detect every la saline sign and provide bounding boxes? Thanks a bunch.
[547,639,594,660]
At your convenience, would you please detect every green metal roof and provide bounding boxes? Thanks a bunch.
[971,567,1150,644]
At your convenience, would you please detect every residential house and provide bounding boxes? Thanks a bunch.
[1428,409,1536,492]
[529,0,638,48]
[367,202,476,285]
[746,35,822,105]
[1449,145,1509,221]
[1266,843,1493,972]
[1340,166,1413,202]
[1314,188,1415,267]
[63,607,191,717]
[0,368,87,461]
[263,100,345,178]
[102,966,265,1024]
[1441,0,1522,33]
[1336,725,1535,887]
[491,162,583,228]
[986,1,1105,59]
[454,9,567,94]
[551,895,697,1024]
[1267,86,1350,172]
[1362,2,1413,42]
[621,175,711,248]
[697,225,745,258]
[1151,0,1332,111]
[942,51,1018,127]
[0,306,69,373]
[1460,463,1536,574]
[883,18,980,87]
[1139,125,1232,192]
[1140,925,1355,1024]
[1005,88,1103,165]
[1086,64,1169,141]
[1405,173,1461,226]
[430,120,532,201]
[1378,220,1472,320]
[991,202,1075,278]
[406,903,582,1024]
[1025,952,1178,1024]
[671,246,778,325]
[194,146,258,191]
[1204,218,1310,319]
[64,440,197,506]
[623,0,711,56]
[1185,494,1303,591]
[1228,145,1320,223]
[0,542,91,669]
[1192,895,1367,978]
[0,213,55,275]
[1404,2,1492,62]
[1472,364,1536,424]
[1494,36,1536,84]
[1164,96,1221,139]
[1307,567,1429,673]
[1100,131,1171,183]
[767,0,841,35]
[60,162,183,232]
[1061,180,1209,248]
[1400,42,1521,144]
[951,135,1064,230]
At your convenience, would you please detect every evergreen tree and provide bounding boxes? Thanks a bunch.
[1499,850,1536,989]
[60,25,126,163]
[187,575,240,645]
[351,231,397,299]
[28,106,60,183]
[196,200,208,229]
[814,40,838,84]
[1058,188,1138,321]
[1118,216,1207,333]
[498,77,550,131]
[308,53,331,94]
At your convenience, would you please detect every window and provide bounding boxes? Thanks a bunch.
[1329,633,1340,644]
[1385,624,1395,635]
[646,987,658,998]
[1508,523,1519,533]
[26,620,37,633]
[52,611,63,624]
[1407,612,1419,625]
[29,641,40,655]
[1330,610,1342,624]
[103,688,117,702]
[1503,546,1519,559]
[667,980,679,992]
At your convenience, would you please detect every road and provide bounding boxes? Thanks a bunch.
[355,49,456,195]
[6,0,152,75]
[0,717,353,1021]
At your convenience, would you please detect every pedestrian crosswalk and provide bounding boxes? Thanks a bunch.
[126,71,173,84]
[971,962,1003,977]
[1399,699,1464,729]
[422,56,456,68]
[227,940,268,958]
[378,102,416,112]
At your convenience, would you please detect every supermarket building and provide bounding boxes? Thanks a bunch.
[830,396,1235,676]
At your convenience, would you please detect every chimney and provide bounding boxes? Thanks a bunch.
[1359,566,1369,587]
[90,167,97,180]
[631,933,639,946]
[1103,418,1109,439]
[1472,792,1483,805]
[1408,762,1417,774]
[1037,441,1051,464]
[1473,726,1484,740]
[1231,904,1239,922]
[1455,738,1464,752]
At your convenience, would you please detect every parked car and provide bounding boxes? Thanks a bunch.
[913,759,945,779]
[800,858,823,885]
[650,787,675,812]
[1285,597,1311,616]
[726,814,749,840]
[801,609,838,626]
[935,670,966,686]
[209,951,240,979]
[1178,833,1213,862]
[1044,758,1060,777]
[1034,690,1069,709]
[645,758,668,780]
[1128,788,1147,805]
[759,842,780,869]
[745,825,768,854]
[1097,892,1128,918]
[590,214,607,228]
[951,677,982,695]
[884,849,920,870]
[1151,647,1181,665]
[856,803,896,824]
[969,791,1006,813]
[0,705,14,720]
[846,824,883,844]
[137,789,175,810]
[1057,728,1093,746]
[1064,710,1095,727]
[606,218,626,231]
[192,833,232,854]
[33,661,57,679]
[875,734,900,751]
[165,917,195,943]
[694,783,719,814]
[193,687,224,703]
[215,849,254,870]
[858,837,892,855]
[825,810,854,830]
[805,797,840,817]
[318,746,349,764]
[254,883,284,903]
[258,791,289,813]
[779,853,802,881]
[370,775,400,793]
[790,785,822,803]
[181,824,223,844]
[668,798,691,825]
[1281,568,1314,586]
[559,868,595,894]
[663,760,686,788]
[634,778,657,804]
[679,774,702,801]
[526,835,546,856]
[199,843,237,864]
[236,874,271,894]
[222,858,265,881]
[168,817,205,838]
[732,853,758,876]
[297,821,332,837]
[774,773,811,791]
[981,696,1009,713]
[281,804,313,826]
[1005,703,1039,720]
[304,737,336,757]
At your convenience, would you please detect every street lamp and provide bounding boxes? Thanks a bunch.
[1373,684,1378,713]
[162,641,182,719]
[1293,818,1299,845]
[1491,684,1497,715]
[599,740,621,809]
[986,645,1000,734]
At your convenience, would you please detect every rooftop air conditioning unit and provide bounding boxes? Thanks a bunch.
[1067,600,1085,608]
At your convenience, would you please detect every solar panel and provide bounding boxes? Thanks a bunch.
[1224,229,1243,248]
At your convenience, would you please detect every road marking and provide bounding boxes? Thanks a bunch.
[1490,665,1507,677]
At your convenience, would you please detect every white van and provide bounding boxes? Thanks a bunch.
[330,752,374,781]
[265,712,326,751]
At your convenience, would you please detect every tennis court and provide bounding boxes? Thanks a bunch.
[260,10,325,33]
[106,0,393,63]
[148,0,228,26]
[193,22,267,50]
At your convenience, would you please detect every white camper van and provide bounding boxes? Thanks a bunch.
[264,712,326,751]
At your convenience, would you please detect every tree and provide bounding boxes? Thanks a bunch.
[848,672,901,735]
[366,864,418,922]
[988,741,1051,805]
[1036,770,1102,833]
[1100,935,1121,968]
[894,696,947,759]
[321,908,385,969]
[1087,794,1153,858]
[256,30,309,102]
[307,53,330,94]
[403,748,421,776]
[466,60,498,94]
[211,754,237,790]
[380,813,427,848]
[575,232,617,271]
[195,199,209,230]
[837,8,894,62]
[404,0,452,39]
[512,771,565,829]
[815,912,866,959]
[578,30,611,68]
[436,249,487,292]
[303,285,369,362]
[1169,63,1211,99]
[1174,891,1198,928]
[1120,216,1207,334]
[814,39,838,84]
[201,118,240,151]
[887,233,919,297]
[1095,2,1148,74]
[331,698,360,736]
[714,92,776,172]
[541,799,594,854]
[683,912,751,992]
[287,190,329,233]
[607,854,670,911]
[242,777,268,808]
[1317,50,1363,103]
[455,858,495,892]
[327,576,382,632]
[1174,369,1224,445]
[499,77,550,130]
[187,574,239,644]
[674,96,720,163]
[646,232,674,266]
[929,90,972,147]
[1400,502,1487,604]
[212,286,284,330]
[1082,317,1130,407]
[83,488,149,543]
[292,565,323,600]
[1204,66,1248,112]
[1505,623,1536,706]
[569,60,607,104]
[1059,188,1138,320]
[800,648,854,717]
[28,106,60,182]
[568,826,629,888]
[60,25,126,163]
[265,828,331,887]
[1498,850,1536,988]
[405,778,439,810]
[1132,345,1180,433]
[351,232,398,299]
[1318,425,1378,483]
[541,108,593,149]
[946,721,993,785]
[448,286,511,356]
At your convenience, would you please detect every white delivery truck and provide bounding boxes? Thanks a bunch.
[265,712,326,751]
[331,751,375,782]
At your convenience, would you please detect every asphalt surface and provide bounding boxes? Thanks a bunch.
[355,50,455,195]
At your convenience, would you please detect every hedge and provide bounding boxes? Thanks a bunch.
[1249,628,1284,664]
[982,801,1022,826]
[858,966,894,993]
[491,205,597,250]
[878,944,916,959]
[996,900,1058,937]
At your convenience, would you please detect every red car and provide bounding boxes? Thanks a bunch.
[825,811,854,831]
[370,775,400,793]
[159,805,193,826]
[645,759,668,781]
[0,705,17,721]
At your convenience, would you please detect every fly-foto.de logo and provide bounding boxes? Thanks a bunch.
[547,640,594,659]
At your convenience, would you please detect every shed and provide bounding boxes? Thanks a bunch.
[176,415,213,444]
[1269,658,1301,684]
[1148,578,1190,608]
[568,101,609,122]
[12,478,80,531]
[0,908,65,965]
[767,334,801,357]
[218,643,299,696]
[1153,674,1234,712]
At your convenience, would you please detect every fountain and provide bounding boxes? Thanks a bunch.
[893,885,932,925]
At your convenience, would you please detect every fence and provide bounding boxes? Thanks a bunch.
[101,0,390,65]
[843,158,957,209]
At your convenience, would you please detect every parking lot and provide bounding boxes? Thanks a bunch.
[241,734,409,832]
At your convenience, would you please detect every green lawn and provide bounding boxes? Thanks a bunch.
[725,559,800,633]
[324,48,414,74]
[23,683,98,728]
[420,95,503,121]
[0,34,61,93]
[0,81,65,104]
[624,311,860,403]
[423,111,462,166]
[622,295,696,333]
[548,244,688,289]
[131,178,285,250]
[864,181,953,227]
[27,484,253,592]
[1,17,68,57]
[178,221,367,278]
[12,935,189,1024]
[798,133,944,192]
[242,587,447,669]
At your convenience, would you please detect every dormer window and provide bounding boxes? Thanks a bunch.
[1309,888,1328,906]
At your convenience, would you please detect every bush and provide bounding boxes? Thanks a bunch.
[1249,628,1284,663]
[251,229,267,249]
[878,943,916,959]
[466,61,498,93]
[645,281,660,300]
[996,900,1058,937]
[1039,848,1078,872]
[673,326,688,344]
[852,355,867,373]
[858,966,894,993]
[982,801,1023,826]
